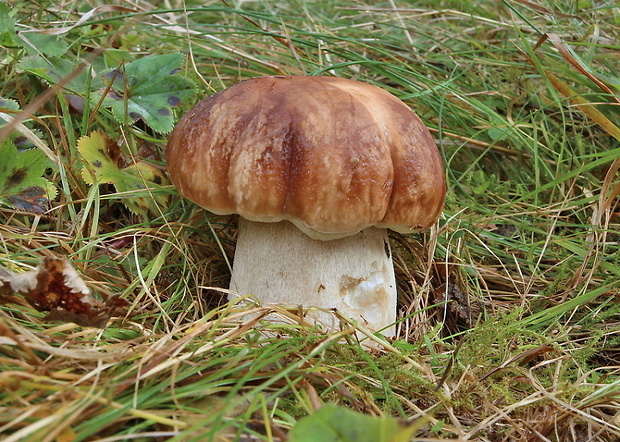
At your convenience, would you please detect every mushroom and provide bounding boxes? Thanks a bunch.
[166,75,445,337]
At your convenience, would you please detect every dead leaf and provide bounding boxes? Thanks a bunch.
[0,257,129,328]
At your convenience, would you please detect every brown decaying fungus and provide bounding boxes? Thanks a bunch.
[166,75,446,337]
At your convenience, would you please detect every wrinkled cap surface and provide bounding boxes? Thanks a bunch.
[166,75,446,238]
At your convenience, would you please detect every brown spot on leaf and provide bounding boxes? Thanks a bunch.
[103,69,123,82]
[5,187,50,214]
[6,168,28,189]
[104,135,124,168]
[106,89,124,101]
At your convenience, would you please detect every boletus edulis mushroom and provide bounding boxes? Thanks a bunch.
[166,75,446,337]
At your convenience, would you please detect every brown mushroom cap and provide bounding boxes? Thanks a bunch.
[166,75,446,238]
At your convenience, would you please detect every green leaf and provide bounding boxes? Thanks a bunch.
[0,97,20,111]
[18,31,69,57]
[0,3,19,47]
[18,55,92,94]
[18,53,195,133]
[78,131,169,216]
[487,127,508,141]
[0,141,57,214]
[288,404,418,442]
[391,340,416,351]
[95,53,196,133]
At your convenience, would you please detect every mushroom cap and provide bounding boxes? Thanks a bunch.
[166,75,446,239]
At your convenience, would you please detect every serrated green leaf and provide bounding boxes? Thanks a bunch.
[18,31,69,57]
[95,53,196,133]
[18,55,92,94]
[0,97,20,111]
[0,141,57,214]
[77,131,123,185]
[78,131,169,216]
[17,53,194,133]
[288,404,417,442]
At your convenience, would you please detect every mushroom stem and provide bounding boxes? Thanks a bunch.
[229,218,397,336]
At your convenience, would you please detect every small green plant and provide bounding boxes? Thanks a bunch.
[19,52,196,134]
[0,138,56,214]
[78,130,169,216]
[93,53,197,133]
[289,403,419,442]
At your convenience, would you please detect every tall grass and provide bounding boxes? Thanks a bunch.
[1,0,618,440]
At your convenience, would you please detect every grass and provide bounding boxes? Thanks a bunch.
[1,0,619,440]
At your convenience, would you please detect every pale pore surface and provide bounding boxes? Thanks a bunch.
[229,218,397,336]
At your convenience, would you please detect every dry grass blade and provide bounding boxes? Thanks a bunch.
[0,0,618,440]
[540,33,620,105]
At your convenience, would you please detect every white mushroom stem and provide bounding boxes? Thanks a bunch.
[229,218,397,336]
